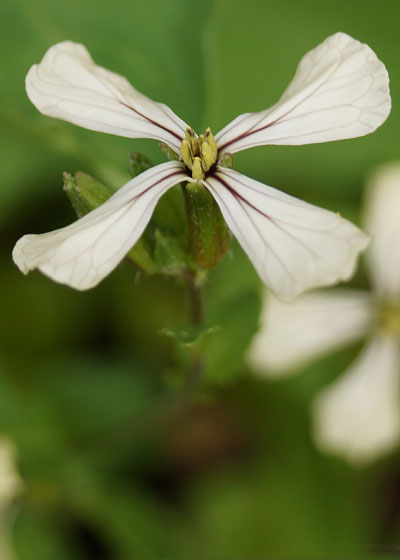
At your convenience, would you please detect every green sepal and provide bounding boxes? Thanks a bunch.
[128,152,153,177]
[182,182,230,270]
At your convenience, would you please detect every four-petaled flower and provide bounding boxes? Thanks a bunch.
[248,162,400,464]
[13,33,390,299]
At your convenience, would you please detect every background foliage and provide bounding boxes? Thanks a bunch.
[1,0,400,558]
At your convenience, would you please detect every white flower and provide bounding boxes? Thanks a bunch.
[247,162,400,464]
[0,437,23,560]
[13,33,390,299]
[0,437,22,513]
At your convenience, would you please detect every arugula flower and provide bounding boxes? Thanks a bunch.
[13,33,390,299]
[248,163,400,464]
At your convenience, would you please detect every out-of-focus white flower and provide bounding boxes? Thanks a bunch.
[0,438,22,511]
[248,162,400,464]
[0,437,23,560]
[13,33,390,299]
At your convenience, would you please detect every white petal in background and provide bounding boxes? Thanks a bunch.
[204,167,369,300]
[0,437,23,560]
[248,290,374,375]
[26,42,188,153]
[0,437,23,512]
[216,32,390,155]
[13,162,187,290]
[364,162,400,299]
[313,335,400,465]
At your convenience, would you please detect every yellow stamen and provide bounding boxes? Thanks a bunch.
[192,157,205,180]
[180,126,218,180]
[377,301,400,335]
[205,127,218,159]
[200,142,215,172]
[180,139,193,169]
[185,127,198,156]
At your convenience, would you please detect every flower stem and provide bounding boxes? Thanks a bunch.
[185,270,204,326]
[184,270,205,390]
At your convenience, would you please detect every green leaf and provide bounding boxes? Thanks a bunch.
[162,324,218,348]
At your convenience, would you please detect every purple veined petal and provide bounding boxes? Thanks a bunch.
[13,161,188,290]
[313,334,400,464]
[203,167,369,300]
[247,289,374,375]
[364,162,400,299]
[26,42,188,153]
[216,33,391,155]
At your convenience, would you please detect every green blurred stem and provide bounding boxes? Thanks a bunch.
[184,271,205,390]
[185,270,203,326]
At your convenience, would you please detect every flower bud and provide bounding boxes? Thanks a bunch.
[153,228,187,275]
[64,171,158,274]
[128,151,153,177]
[63,172,116,217]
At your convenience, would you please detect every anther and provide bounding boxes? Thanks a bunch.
[180,139,193,169]
[200,142,215,172]
[192,157,205,180]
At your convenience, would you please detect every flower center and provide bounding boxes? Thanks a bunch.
[377,300,400,336]
[180,127,218,180]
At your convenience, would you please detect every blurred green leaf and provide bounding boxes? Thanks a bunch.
[203,288,260,384]
[162,324,218,348]
[14,508,73,560]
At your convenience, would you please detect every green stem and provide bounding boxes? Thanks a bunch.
[185,270,204,326]
[183,270,205,390]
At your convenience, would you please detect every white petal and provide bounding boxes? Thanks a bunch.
[364,162,400,298]
[203,167,369,300]
[13,162,188,290]
[26,42,188,153]
[216,32,390,155]
[248,290,373,375]
[0,437,23,507]
[313,335,400,464]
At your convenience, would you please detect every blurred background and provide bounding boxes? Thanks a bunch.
[1,0,400,558]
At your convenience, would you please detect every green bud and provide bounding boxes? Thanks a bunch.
[219,152,234,169]
[63,172,117,218]
[183,182,230,270]
[128,152,153,177]
[63,171,158,274]
[126,237,159,275]
[159,143,180,161]
[153,228,187,275]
